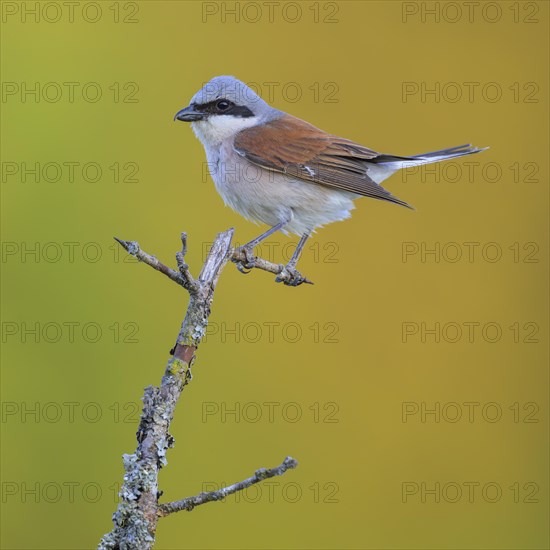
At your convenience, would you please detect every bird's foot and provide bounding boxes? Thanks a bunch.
[233,245,256,274]
[275,264,314,287]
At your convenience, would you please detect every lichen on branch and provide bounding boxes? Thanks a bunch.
[98,229,298,550]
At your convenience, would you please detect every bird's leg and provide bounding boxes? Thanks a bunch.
[276,230,314,287]
[287,230,311,270]
[233,219,289,273]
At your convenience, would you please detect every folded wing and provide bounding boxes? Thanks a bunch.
[233,114,412,208]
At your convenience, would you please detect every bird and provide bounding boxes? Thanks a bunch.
[174,76,487,286]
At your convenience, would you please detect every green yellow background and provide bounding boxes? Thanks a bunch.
[1,1,548,548]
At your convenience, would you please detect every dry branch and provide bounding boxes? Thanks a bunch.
[98,229,298,549]
[158,457,298,516]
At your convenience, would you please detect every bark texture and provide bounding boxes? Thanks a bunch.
[98,230,298,549]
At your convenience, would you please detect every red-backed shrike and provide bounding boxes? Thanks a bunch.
[175,76,486,286]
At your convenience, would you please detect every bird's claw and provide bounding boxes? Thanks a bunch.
[275,265,313,287]
[233,245,256,274]
[236,262,252,274]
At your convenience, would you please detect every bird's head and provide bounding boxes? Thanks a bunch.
[174,76,279,147]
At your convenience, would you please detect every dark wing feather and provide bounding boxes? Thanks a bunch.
[233,114,411,208]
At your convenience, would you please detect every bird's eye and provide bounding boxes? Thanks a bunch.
[216,100,231,111]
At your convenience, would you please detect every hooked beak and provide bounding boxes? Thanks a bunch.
[174,105,204,122]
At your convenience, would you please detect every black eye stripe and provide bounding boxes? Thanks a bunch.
[194,100,255,118]
[193,100,229,113]
[225,105,255,118]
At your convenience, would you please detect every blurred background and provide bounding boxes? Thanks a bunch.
[1,1,548,548]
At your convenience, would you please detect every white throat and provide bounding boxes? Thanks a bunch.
[191,115,260,147]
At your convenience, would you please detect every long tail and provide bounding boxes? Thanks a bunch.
[372,143,489,169]
[364,144,488,209]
